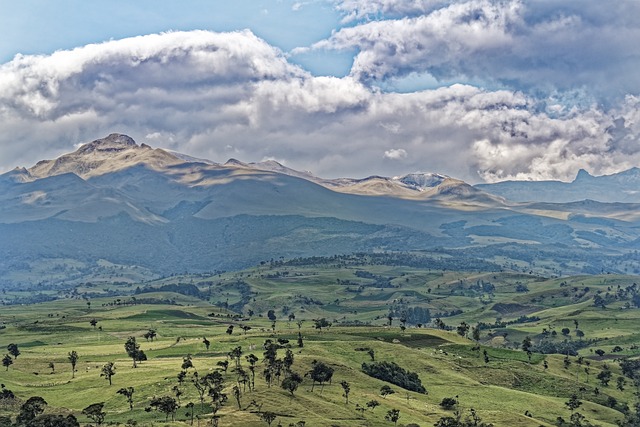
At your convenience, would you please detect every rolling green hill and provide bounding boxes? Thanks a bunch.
[1,259,639,426]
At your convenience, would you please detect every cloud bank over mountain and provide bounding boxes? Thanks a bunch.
[0,0,638,183]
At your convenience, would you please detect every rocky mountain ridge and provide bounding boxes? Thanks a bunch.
[1,134,639,281]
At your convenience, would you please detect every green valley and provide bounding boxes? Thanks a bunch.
[1,256,639,426]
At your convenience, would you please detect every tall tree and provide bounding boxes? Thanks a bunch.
[192,371,208,409]
[297,332,304,348]
[185,402,195,426]
[17,396,47,425]
[367,400,380,411]
[232,385,242,409]
[143,329,157,341]
[565,394,582,413]
[472,325,481,342]
[68,351,79,378]
[313,318,331,330]
[380,385,395,399]
[117,387,135,410]
[149,396,179,421]
[260,411,277,426]
[82,402,106,426]
[2,355,12,371]
[202,337,211,350]
[456,322,470,338]
[182,354,194,370]
[100,362,116,386]
[7,344,20,359]
[385,409,400,426]
[124,337,143,368]
[206,371,227,424]
[281,372,303,397]
[246,354,259,390]
[217,360,229,373]
[283,349,294,374]
[307,360,334,393]
[229,346,243,370]
[340,380,351,404]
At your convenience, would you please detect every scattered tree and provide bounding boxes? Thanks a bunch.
[182,354,194,370]
[307,360,334,392]
[565,394,582,413]
[260,411,277,426]
[440,397,458,410]
[143,329,157,342]
[149,396,179,421]
[597,367,612,386]
[82,402,106,426]
[124,337,143,368]
[340,380,350,404]
[217,360,229,373]
[7,344,19,359]
[282,372,303,397]
[385,409,400,426]
[185,402,195,426]
[117,387,135,410]
[380,385,395,399]
[313,318,331,330]
[100,362,116,386]
[367,348,375,361]
[297,332,304,348]
[472,325,481,342]
[367,399,380,410]
[68,351,79,378]
[456,322,469,338]
[232,385,242,409]
[16,396,47,424]
[2,355,12,371]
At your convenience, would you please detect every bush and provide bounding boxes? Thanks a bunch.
[361,361,426,393]
[440,397,458,410]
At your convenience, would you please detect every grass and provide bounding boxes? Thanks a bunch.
[0,264,638,426]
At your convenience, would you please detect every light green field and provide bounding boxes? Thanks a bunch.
[0,262,638,426]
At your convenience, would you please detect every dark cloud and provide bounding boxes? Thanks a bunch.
[325,0,640,103]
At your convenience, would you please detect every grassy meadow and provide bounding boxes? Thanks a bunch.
[0,259,639,426]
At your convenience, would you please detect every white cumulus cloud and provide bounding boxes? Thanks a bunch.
[384,148,408,160]
[0,29,639,183]
[321,0,640,103]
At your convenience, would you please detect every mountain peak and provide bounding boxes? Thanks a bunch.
[77,133,138,154]
[225,159,248,167]
[395,172,448,189]
[574,168,593,182]
[27,133,181,179]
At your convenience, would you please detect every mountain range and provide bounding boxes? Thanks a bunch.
[1,133,639,284]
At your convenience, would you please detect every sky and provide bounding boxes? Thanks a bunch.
[0,0,639,183]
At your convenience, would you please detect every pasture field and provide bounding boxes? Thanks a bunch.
[0,260,639,426]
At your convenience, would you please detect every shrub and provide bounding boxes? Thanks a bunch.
[362,361,426,393]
